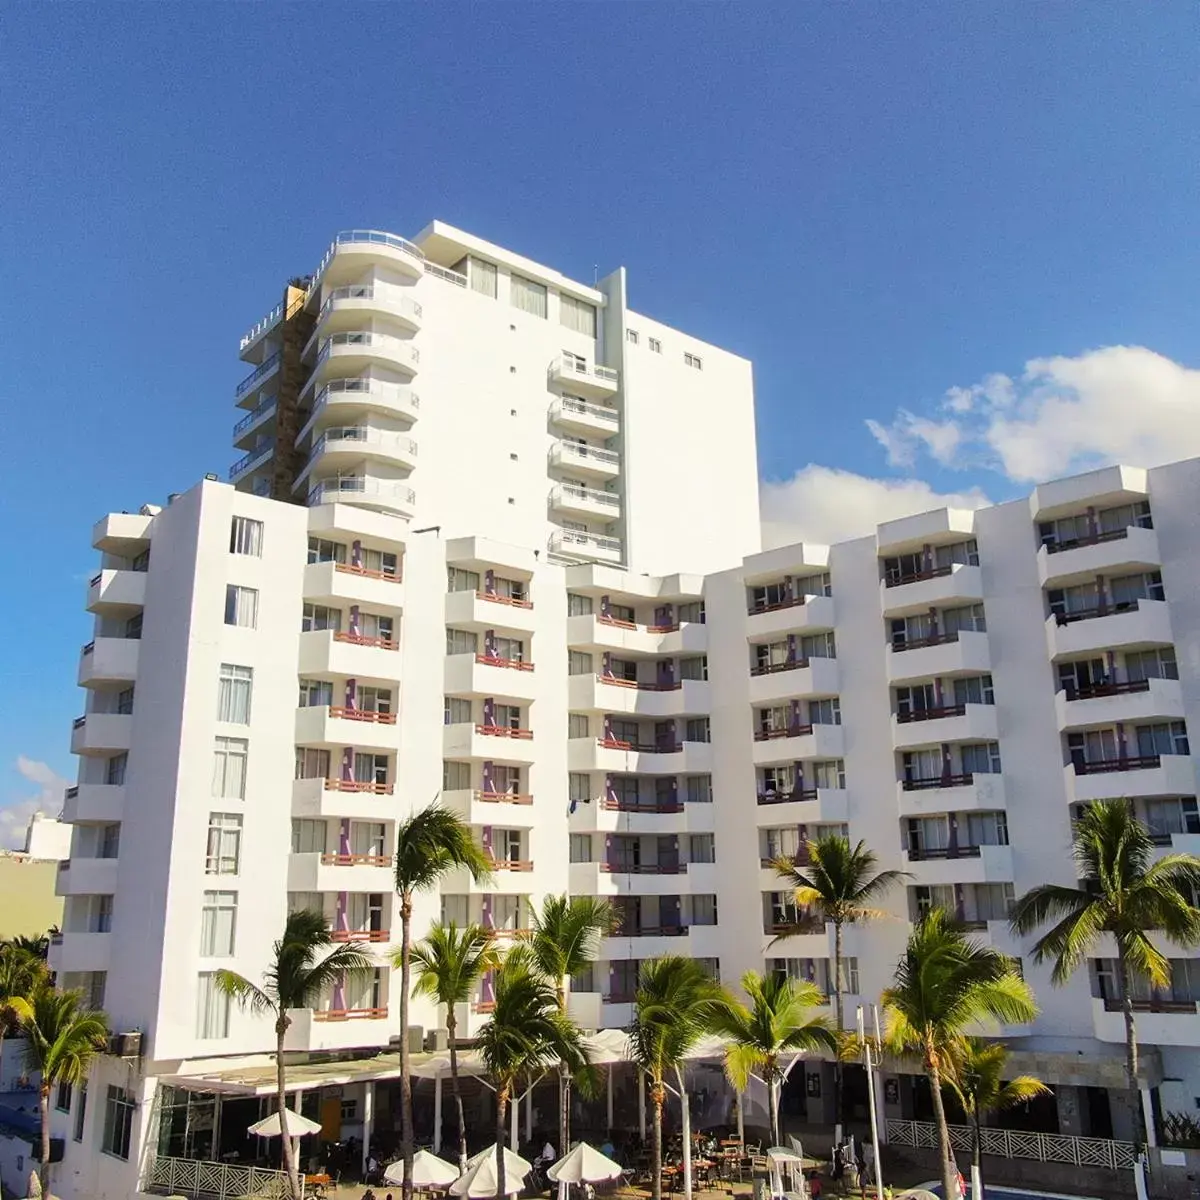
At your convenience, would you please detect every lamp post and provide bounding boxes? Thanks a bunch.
[857,1004,885,1200]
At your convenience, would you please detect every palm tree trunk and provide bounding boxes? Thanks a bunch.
[973,1110,981,1174]
[400,892,415,1200]
[557,980,569,1154]
[650,1079,665,1200]
[926,1052,957,1200]
[833,917,844,1140]
[39,1083,51,1194]
[448,1009,467,1167]
[769,1076,781,1149]
[1116,948,1149,1155]
[675,1065,693,1200]
[495,1086,510,1200]
[276,1020,301,1200]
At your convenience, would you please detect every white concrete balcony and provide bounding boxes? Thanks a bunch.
[600,999,634,1027]
[317,285,422,337]
[550,483,622,521]
[307,477,417,518]
[571,799,696,836]
[901,843,1014,886]
[549,530,623,564]
[312,379,421,427]
[48,931,110,974]
[91,511,152,553]
[601,929,692,960]
[576,675,710,718]
[291,776,395,820]
[445,652,539,702]
[443,860,535,896]
[294,704,399,752]
[232,395,278,449]
[1054,676,1184,731]
[283,1005,393,1054]
[442,722,536,764]
[748,656,840,705]
[70,714,132,756]
[891,703,999,750]
[1091,996,1200,1047]
[443,788,538,829]
[229,441,274,483]
[568,737,686,775]
[304,428,419,477]
[746,595,836,640]
[311,332,419,390]
[549,355,619,398]
[886,630,991,684]
[61,784,124,824]
[78,638,139,687]
[1065,754,1196,803]
[751,723,846,766]
[86,569,145,614]
[1045,600,1174,659]
[896,773,1008,818]
[570,861,691,897]
[549,441,620,480]
[234,351,280,407]
[657,623,708,655]
[303,560,405,611]
[754,787,849,825]
[880,564,985,618]
[550,395,619,437]
[297,628,401,683]
[307,500,409,551]
[1038,525,1161,588]
[288,851,395,893]
[566,614,703,656]
[56,857,118,898]
[444,589,538,635]
[321,229,425,285]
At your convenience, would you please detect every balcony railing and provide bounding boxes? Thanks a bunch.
[312,1006,389,1022]
[239,304,285,351]
[757,789,819,805]
[331,228,425,262]
[748,594,808,615]
[1045,526,1137,554]
[324,705,397,725]
[235,351,280,398]
[598,737,683,754]
[891,632,961,652]
[311,428,418,460]
[334,561,402,584]
[556,483,620,508]
[229,442,273,480]
[555,356,619,386]
[82,641,95,656]
[618,925,688,938]
[330,929,390,943]
[475,654,534,672]
[1063,679,1153,700]
[1101,996,1197,1013]
[315,378,420,415]
[424,262,467,287]
[320,285,423,323]
[551,530,622,555]
[557,396,618,423]
[319,853,392,867]
[1054,600,1143,626]
[475,724,534,739]
[754,725,815,742]
[307,478,416,509]
[232,396,277,437]
[906,844,986,861]
[333,631,399,651]
[1073,754,1163,775]
[597,674,681,692]
[761,850,812,868]
[487,858,534,872]
[600,862,688,875]
[902,773,976,791]
[557,442,620,465]
[478,590,533,609]
[749,658,811,677]
[475,789,534,805]
[320,778,394,795]
[896,704,968,723]
[884,564,955,588]
[603,991,637,1005]
[600,799,684,814]
[597,614,680,634]
[318,330,419,365]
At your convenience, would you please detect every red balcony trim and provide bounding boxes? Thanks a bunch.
[884,565,955,588]
[1046,527,1132,554]
[490,928,532,941]
[598,738,683,754]
[319,853,392,867]
[761,852,812,868]
[598,614,637,630]
[487,858,534,872]
[597,675,682,692]
[757,789,819,805]
[896,704,967,723]
[600,799,684,814]
[905,845,984,861]
[475,790,534,805]
[748,595,807,616]
[327,706,397,725]
[891,632,960,652]
[334,631,398,651]
[599,862,688,875]
[475,724,534,740]
[753,725,813,742]
[323,779,394,794]
[313,1007,388,1022]
[1074,755,1162,775]
[472,1000,497,1013]
[902,773,975,791]
[1065,680,1152,701]
[476,654,534,672]
[330,929,390,943]
[335,562,402,583]
[749,658,811,677]
[765,918,825,936]
[478,591,533,610]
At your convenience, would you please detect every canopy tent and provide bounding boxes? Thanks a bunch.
[247,1108,322,1138]
[383,1149,460,1188]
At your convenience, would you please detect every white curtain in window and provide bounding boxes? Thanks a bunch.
[560,294,597,337]
[510,274,547,318]
[470,257,498,298]
[196,973,230,1038]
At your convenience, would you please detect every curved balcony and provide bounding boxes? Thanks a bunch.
[307,476,416,518]
[317,229,425,287]
[305,427,418,475]
[312,379,420,425]
[308,332,419,392]
[318,285,423,334]
[1045,599,1173,659]
[549,530,623,564]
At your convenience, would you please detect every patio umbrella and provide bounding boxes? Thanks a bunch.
[547,1143,624,1184]
[385,1149,460,1188]
[450,1150,529,1197]
[247,1108,322,1138]
[465,1144,532,1178]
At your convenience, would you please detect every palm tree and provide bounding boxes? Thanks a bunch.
[0,945,47,1088]
[629,956,728,1200]
[710,969,836,1148]
[945,1037,1050,1184]
[522,894,615,1150]
[393,802,493,1200]
[217,909,373,1200]
[1010,798,1200,1157]
[773,834,907,1135]
[475,947,590,1200]
[882,909,1037,1200]
[408,922,501,1166]
[17,984,108,1194]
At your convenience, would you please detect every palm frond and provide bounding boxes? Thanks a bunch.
[395,801,493,894]
[411,923,500,1006]
[215,970,276,1016]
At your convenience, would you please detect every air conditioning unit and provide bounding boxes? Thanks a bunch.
[424,1028,449,1052]
[407,1025,424,1053]
[109,1031,142,1059]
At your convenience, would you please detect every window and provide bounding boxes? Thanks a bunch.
[678,601,705,624]
[569,834,592,863]
[354,753,389,788]
[567,593,594,617]
[960,742,1003,775]
[626,328,639,345]
[361,547,400,578]
[102,1085,134,1159]
[684,352,702,370]
[291,819,328,855]
[648,337,661,354]
[568,650,594,676]
[561,295,598,337]
[510,274,547,318]
[131,548,150,572]
[1137,721,1190,757]
[469,256,498,298]
[447,567,481,594]
[812,760,847,789]
[689,834,716,863]
[492,634,524,662]
[942,604,987,635]
[1126,648,1179,682]
[964,811,1009,847]
[230,516,263,557]
[200,891,238,956]
[298,678,333,708]
[217,664,253,724]
[56,1080,72,1112]
[685,718,711,743]
[98,823,120,859]
[73,1082,87,1142]
[307,537,346,564]
[295,748,331,780]
[809,698,841,726]
[690,895,718,925]
[569,773,591,803]
[302,603,342,633]
[125,612,143,640]
[686,775,712,804]
[91,895,114,933]
[196,973,231,1040]
[801,631,837,659]
[568,713,590,739]
[679,656,708,681]
[105,753,128,786]
[839,957,861,996]
[952,675,995,706]
[224,584,258,628]
[205,814,242,875]
[444,697,473,726]
[212,737,248,799]
[446,628,478,656]
[115,687,134,715]
[443,761,471,791]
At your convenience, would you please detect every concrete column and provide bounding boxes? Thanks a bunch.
[433,1074,442,1154]
[511,1094,519,1150]
[362,1082,374,1176]
[1141,1088,1158,1148]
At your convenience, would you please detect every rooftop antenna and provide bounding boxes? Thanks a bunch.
[593,264,598,285]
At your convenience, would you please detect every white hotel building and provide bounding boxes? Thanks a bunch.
[48,224,1200,1197]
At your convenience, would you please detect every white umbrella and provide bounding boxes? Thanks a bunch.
[451,1150,529,1197]
[385,1149,460,1188]
[548,1143,624,1184]
[465,1144,532,1177]
[247,1108,322,1138]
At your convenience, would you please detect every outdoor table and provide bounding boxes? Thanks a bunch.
[305,1173,332,1197]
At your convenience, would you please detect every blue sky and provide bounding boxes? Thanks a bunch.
[2,3,1199,839]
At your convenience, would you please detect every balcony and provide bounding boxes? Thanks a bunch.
[294,704,399,752]
[751,723,846,766]
[229,441,274,483]
[61,783,124,824]
[584,675,710,718]
[443,861,532,896]
[86,569,146,614]
[284,1005,392,1053]
[754,787,849,825]
[1038,525,1160,588]
[444,588,538,635]
[1045,600,1174,659]
[892,703,999,750]
[901,843,1014,886]
[239,300,283,357]
[232,396,277,449]
[307,477,417,518]
[320,229,425,285]
[288,852,395,893]
[1054,677,1184,731]
[78,638,139,687]
[297,628,400,682]
[549,441,620,480]
[550,483,622,521]
[567,737,711,775]
[747,656,840,705]
[234,351,280,406]
[1091,996,1200,1047]
[48,931,111,974]
[550,395,619,437]
[566,613,706,657]
[317,285,423,335]
[549,355,619,398]
[312,379,421,426]
[746,594,836,640]
[886,630,991,684]
[303,559,405,611]
[880,564,984,617]
[311,332,420,388]
[549,530,623,564]
[91,512,152,553]
[70,714,132,756]
[445,652,539,702]
[573,799,698,835]
[896,773,1007,817]
[443,788,537,828]
[442,722,536,764]
[56,857,119,897]
[291,776,395,820]
[305,428,419,475]
[1065,754,1197,803]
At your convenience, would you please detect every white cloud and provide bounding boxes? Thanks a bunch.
[1,757,69,851]
[866,346,1200,483]
[760,465,992,547]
